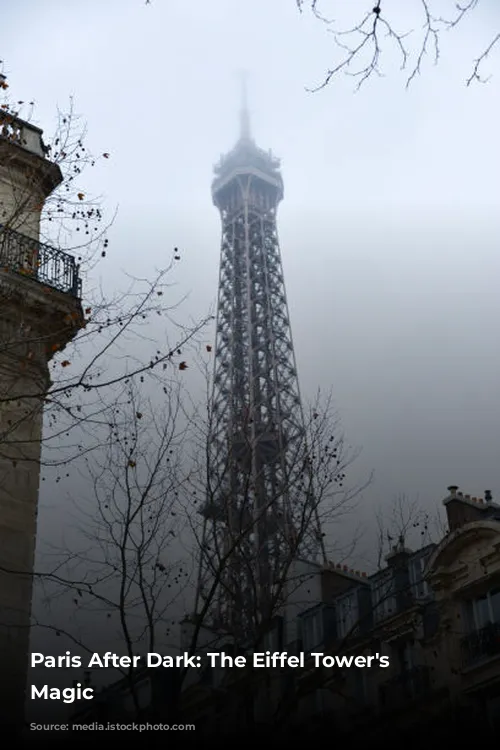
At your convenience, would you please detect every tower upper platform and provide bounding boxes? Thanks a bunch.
[211,89,283,207]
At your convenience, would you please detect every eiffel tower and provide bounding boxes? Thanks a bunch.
[195,81,323,642]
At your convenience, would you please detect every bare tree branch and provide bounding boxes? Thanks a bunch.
[297,1,499,88]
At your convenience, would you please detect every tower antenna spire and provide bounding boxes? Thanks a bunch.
[239,70,251,141]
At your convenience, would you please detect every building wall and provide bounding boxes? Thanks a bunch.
[0,163,44,239]
[426,517,500,704]
[0,121,51,240]
[0,118,81,730]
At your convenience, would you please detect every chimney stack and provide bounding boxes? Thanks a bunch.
[444,484,488,532]
[485,490,492,504]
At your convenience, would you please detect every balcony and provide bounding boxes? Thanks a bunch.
[461,622,500,667]
[379,666,431,709]
[0,225,81,297]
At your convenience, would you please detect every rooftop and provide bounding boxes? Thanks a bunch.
[0,108,48,160]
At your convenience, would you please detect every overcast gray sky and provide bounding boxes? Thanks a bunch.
[3,0,500,542]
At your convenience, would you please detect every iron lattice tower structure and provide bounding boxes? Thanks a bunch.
[196,90,324,641]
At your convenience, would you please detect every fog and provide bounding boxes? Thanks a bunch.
[4,0,500,540]
[2,1,500,716]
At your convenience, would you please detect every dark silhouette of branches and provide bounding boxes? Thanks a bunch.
[179,371,370,656]
[296,1,500,88]
[0,68,213,728]
[0,70,214,473]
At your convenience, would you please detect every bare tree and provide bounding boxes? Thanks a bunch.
[7,365,368,725]
[173,370,370,724]
[249,493,450,734]
[374,493,433,568]
[0,70,213,472]
[0,68,211,730]
[296,1,500,88]
[25,377,191,715]
[171,487,447,735]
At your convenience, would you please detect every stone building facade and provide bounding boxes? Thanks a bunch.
[0,97,83,728]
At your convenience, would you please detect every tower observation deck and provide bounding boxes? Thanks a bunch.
[195,89,323,642]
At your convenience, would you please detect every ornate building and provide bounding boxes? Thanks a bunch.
[0,84,83,728]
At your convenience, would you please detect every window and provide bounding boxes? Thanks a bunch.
[336,590,359,639]
[301,610,323,652]
[372,570,397,623]
[464,587,500,632]
[409,554,431,599]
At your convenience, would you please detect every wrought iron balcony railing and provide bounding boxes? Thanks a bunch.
[0,225,81,298]
[379,665,430,709]
[461,622,500,667]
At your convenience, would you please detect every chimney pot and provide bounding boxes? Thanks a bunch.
[485,490,492,503]
[447,485,459,495]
